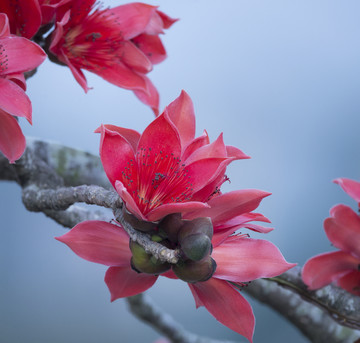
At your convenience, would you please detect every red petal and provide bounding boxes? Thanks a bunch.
[6,72,26,91]
[190,278,255,342]
[0,36,46,74]
[146,201,210,222]
[186,189,271,224]
[165,90,195,149]
[325,204,360,259]
[156,10,178,29]
[0,78,31,121]
[0,108,26,163]
[302,250,359,290]
[110,3,158,40]
[120,40,152,74]
[336,270,360,296]
[0,0,41,38]
[133,75,159,115]
[137,112,181,160]
[212,237,296,282]
[96,124,140,152]
[0,13,10,38]
[226,145,250,159]
[105,266,158,301]
[132,34,167,65]
[55,220,131,266]
[334,178,360,204]
[182,130,210,161]
[99,125,138,189]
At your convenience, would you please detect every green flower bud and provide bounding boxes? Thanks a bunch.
[178,217,213,242]
[172,256,217,283]
[180,233,212,261]
[158,213,183,242]
[130,240,170,275]
[122,206,157,232]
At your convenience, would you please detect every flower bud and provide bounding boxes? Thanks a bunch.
[178,217,213,242]
[158,213,183,242]
[180,233,212,261]
[123,206,157,232]
[130,240,170,275]
[172,256,217,283]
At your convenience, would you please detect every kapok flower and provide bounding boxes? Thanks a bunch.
[302,178,360,296]
[97,90,250,223]
[56,189,295,342]
[49,1,176,114]
[0,13,46,163]
[0,0,42,38]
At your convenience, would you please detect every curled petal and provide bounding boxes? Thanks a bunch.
[132,34,166,65]
[212,237,296,282]
[325,204,360,259]
[120,40,152,74]
[55,220,131,266]
[302,250,360,290]
[334,178,360,204]
[189,278,255,342]
[0,109,26,163]
[133,75,159,115]
[0,13,10,38]
[105,266,158,301]
[182,130,210,161]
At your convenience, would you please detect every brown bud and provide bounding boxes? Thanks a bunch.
[172,256,217,283]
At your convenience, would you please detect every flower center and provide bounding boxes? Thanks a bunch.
[126,147,195,215]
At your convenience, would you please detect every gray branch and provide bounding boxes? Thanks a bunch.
[2,138,360,342]
[127,294,237,343]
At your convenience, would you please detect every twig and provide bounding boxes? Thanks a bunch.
[126,294,238,343]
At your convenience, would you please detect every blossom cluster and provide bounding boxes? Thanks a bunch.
[0,0,175,163]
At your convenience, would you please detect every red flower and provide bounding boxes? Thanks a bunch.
[97,91,250,222]
[0,13,46,163]
[49,1,176,114]
[302,178,360,296]
[56,194,295,342]
[0,0,42,38]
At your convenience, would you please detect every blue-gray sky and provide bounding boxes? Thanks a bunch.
[1,1,360,342]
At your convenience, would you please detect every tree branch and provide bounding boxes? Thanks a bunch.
[126,294,238,343]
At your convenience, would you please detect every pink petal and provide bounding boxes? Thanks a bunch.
[146,201,210,222]
[0,13,10,38]
[212,237,296,282]
[334,178,360,204]
[133,75,159,115]
[120,40,152,74]
[186,189,271,224]
[302,250,360,290]
[156,10,178,29]
[96,124,140,152]
[226,145,250,159]
[165,90,196,148]
[110,3,158,40]
[0,36,46,75]
[6,72,26,91]
[325,204,360,259]
[143,10,164,35]
[0,0,41,38]
[0,108,26,163]
[105,265,158,301]
[0,78,31,121]
[182,130,210,161]
[190,278,255,342]
[55,220,131,266]
[98,125,138,190]
[336,270,360,296]
[132,34,167,65]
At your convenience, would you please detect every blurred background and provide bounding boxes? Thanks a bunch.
[1,0,360,342]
